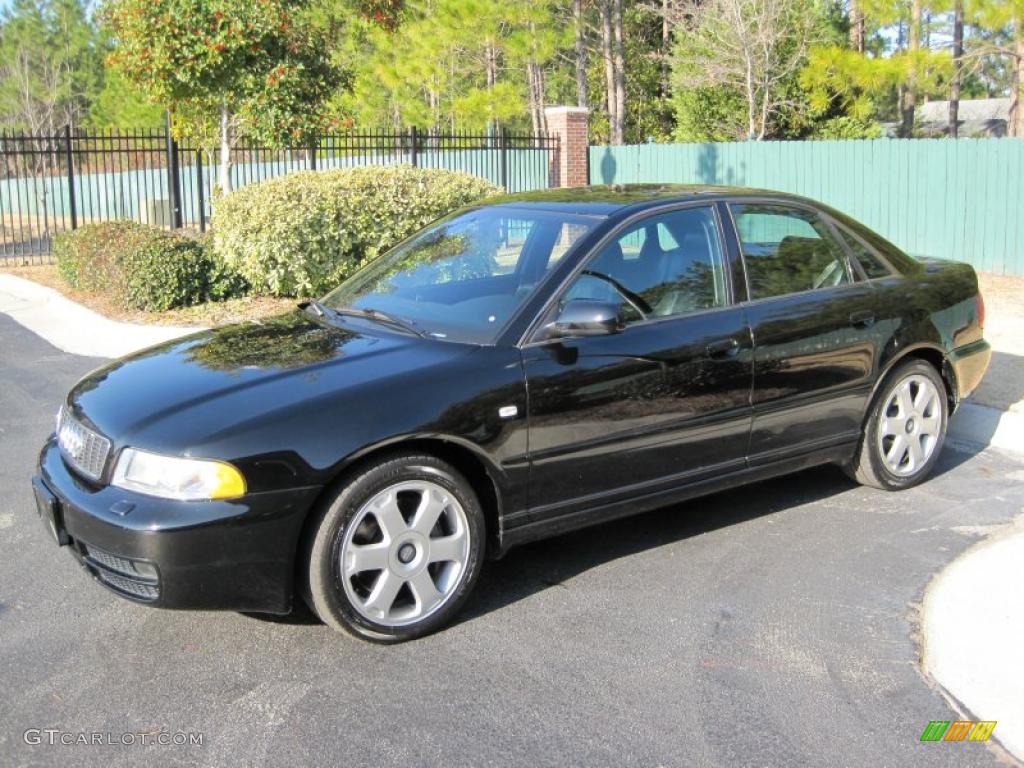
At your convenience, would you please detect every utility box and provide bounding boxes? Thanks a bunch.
[140,198,171,228]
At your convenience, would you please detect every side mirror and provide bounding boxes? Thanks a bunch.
[544,300,624,339]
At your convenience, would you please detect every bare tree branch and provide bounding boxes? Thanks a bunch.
[668,0,822,139]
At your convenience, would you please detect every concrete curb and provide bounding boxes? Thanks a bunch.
[0,273,202,358]
[949,402,1024,457]
[922,517,1024,762]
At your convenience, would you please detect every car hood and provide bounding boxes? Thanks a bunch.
[67,310,473,451]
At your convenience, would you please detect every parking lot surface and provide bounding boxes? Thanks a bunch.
[1,313,1021,767]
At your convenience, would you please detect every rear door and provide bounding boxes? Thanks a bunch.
[522,204,753,524]
[727,201,884,464]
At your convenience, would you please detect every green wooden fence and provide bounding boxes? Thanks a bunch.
[590,139,1024,276]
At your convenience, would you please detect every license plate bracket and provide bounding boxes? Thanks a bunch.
[32,477,69,547]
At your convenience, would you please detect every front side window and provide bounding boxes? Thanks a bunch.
[560,206,728,325]
[731,204,851,300]
[322,207,598,343]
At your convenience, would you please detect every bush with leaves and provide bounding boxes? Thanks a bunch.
[54,222,247,311]
[211,165,501,297]
[808,116,883,140]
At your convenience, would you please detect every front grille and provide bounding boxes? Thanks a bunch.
[57,406,111,482]
[81,544,160,602]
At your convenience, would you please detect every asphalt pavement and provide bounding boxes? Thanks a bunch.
[1,312,1022,768]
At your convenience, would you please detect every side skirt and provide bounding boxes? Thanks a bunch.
[497,442,857,555]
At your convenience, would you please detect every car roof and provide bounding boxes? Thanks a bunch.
[480,184,797,217]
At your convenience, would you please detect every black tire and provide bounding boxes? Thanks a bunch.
[302,453,485,643]
[846,359,948,491]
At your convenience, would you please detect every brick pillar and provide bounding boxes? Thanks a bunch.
[544,106,589,188]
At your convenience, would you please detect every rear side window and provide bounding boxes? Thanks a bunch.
[837,227,894,279]
[730,203,851,300]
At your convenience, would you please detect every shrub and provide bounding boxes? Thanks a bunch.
[211,165,501,297]
[54,220,139,293]
[195,232,251,302]
[53,222,247,311]
[809,116,884,140]
[117,231,212,311]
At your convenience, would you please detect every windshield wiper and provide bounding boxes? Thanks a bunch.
[331,306,428,338]
[304,300,332,319]
[303,300,428,338]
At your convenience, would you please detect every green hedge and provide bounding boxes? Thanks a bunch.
[211,165,501,297]
[54,222,247,311]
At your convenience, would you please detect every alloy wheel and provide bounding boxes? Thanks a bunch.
[339,480,470,627]
[876,374,943,477]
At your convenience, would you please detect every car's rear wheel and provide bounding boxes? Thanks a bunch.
[303,453,485,643]
[847,359,948,490]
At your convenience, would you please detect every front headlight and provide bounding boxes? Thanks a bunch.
[111,448,246,501]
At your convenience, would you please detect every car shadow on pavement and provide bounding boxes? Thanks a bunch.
[971,350,1024,413]
[241,604,321,625]
[460,463,861,624]
[461,443,991,625]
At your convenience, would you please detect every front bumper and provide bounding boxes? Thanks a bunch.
[34,439,322,614]
[949,338,992,405]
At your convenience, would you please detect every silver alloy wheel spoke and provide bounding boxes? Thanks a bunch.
[886,434,908,467]
[896,384,914,417]
[408,570,443,613]
[429,532,467,564]
[345,541,389,575]
[371,493,406,541]
[877,374,942,477]
[365,571,403,617]
[340,479,471,627]
[906,433,924,468]
[411,488,448,536]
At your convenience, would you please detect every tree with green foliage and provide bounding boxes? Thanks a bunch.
[0,0,102,132]
[800,0,952,136]
[668,0,833,140]
[332,0,571,134]
[88,66,165,128]
[101,0,348,192]
[967,0,1024,136]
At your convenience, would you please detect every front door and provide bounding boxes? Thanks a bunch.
[522,205,753,525]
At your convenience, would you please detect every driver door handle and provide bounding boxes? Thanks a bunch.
[706,338,740,358]
[849,310,875,328]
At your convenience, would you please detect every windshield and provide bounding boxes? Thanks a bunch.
[321,206,600,344]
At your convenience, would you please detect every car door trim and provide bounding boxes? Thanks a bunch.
[505,453,749,525]
[499,438,857,549]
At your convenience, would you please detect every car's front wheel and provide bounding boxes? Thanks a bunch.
[847,359,948,490]
[303,453,485,643]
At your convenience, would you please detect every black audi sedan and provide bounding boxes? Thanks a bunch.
[33,185,990,642]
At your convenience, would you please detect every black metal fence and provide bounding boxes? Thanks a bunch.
[0,128,557,263]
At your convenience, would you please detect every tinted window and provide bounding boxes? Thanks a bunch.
[731,204,851,299]
[562,206,727,324]
[323,208,597,343]
[829,212,914,274]
[838,227,894,279]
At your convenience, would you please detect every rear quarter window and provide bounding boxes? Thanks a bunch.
[837,228,895,279]
[826,211,917,275]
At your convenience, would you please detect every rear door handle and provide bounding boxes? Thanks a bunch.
[706,338,740,358]
[849,310,875,328]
